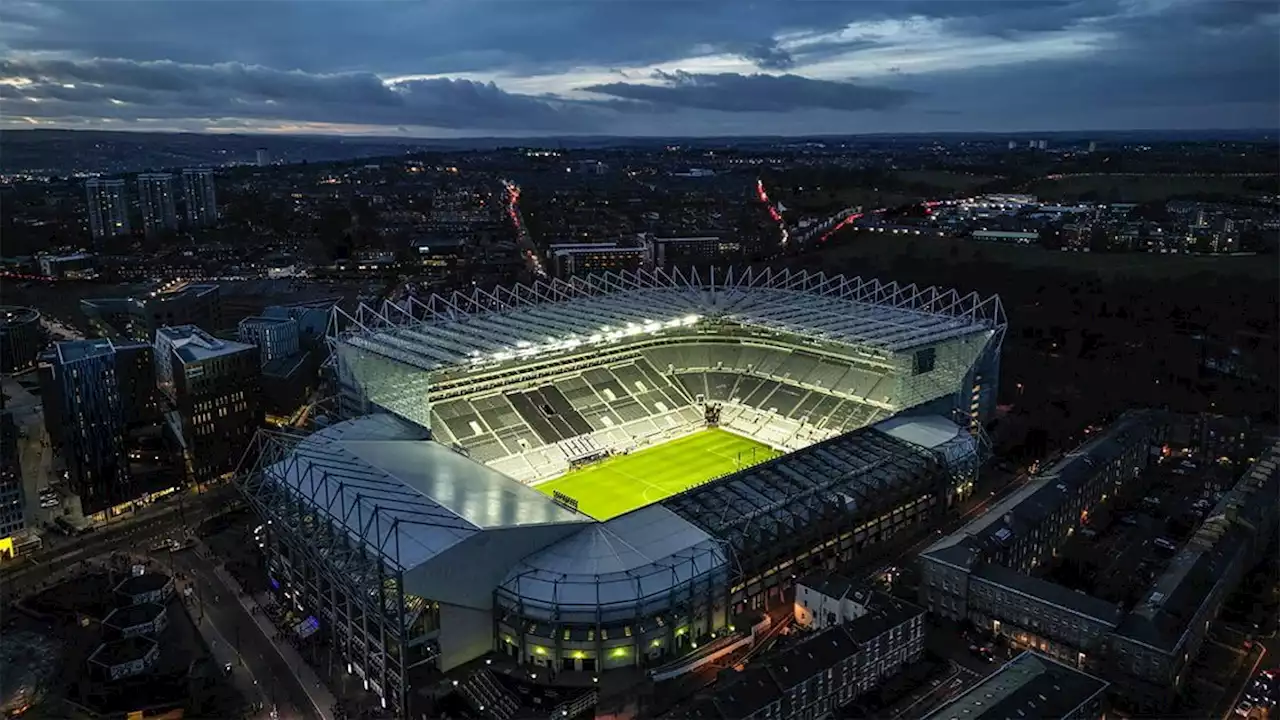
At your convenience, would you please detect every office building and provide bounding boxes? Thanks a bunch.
[38,340,135,517]
[82,282,222,342]
[679,592,925,720]
[155,326,261,484]
[925,651,1109,720]
[640,235,735,269]
[238,316,300,367]
[240,316,312,417]
[38,253,97,279]
[256,148,270,167]
[86,178,131,241]
[181,168,218,228]
[0,306,44,375]
[548,242,648,278]
[1087,141,1098,153]
[0,410,25,540]
[137,173,179,237]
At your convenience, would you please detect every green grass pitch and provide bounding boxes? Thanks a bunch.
[534,428,783,520]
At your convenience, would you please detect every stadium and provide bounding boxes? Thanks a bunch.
[238,267,1005,714]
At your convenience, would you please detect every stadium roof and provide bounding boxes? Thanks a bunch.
[261,414,590,607]
[332,267,1005,372]
[663,425,945,555]
[497,504,727,622]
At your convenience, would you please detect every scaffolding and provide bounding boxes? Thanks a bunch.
[236,422,436,717]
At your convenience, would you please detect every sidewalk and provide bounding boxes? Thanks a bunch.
[183,584,274,718]
[213,563,338,720]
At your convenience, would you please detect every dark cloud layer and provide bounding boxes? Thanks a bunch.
[0,57,600,131]
[0,0,1276,135]
[584,71,915,113]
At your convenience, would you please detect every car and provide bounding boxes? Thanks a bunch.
[968,644,996,663]
[1121,515,1139,526]
[1235,700,1254,716]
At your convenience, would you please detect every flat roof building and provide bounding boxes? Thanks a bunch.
[156,326,262,483]
[86,178,130,242]
[82,282,221,342]
[924,650,1109,720]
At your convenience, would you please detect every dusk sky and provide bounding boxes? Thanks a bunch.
[1,0,1276,137]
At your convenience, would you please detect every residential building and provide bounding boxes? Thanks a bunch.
[0,306,44,375]
[137,173,179,236]
[1104,439,1279,711]
[82,282,222,341]
[917,411,1164,667]
[548,242,648,278]
[680,593,926,720]
[919,412,1279,712]
[85,178,131,241]
[181,167,218,227]
[0,410,25,540]
[794,573,878,631]
[38,340,138,517]
[924,650,1109,720]
[155,326,261,483]
[641,235,735,269]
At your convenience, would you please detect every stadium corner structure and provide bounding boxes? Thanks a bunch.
[236,267,1006,714]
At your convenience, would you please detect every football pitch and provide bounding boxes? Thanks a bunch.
[534,428,782,520]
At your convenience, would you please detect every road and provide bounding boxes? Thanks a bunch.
[169,548,319,720]
[1,487,233,598]
[862,469,1032,585]
[501,180,547,279]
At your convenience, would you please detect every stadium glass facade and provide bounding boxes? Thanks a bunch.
[241,268,1005,714]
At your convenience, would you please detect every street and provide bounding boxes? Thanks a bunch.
[168,547,320,720]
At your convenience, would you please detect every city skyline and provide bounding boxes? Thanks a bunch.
[0,0,1276,138]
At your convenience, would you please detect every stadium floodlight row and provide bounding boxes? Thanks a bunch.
[240,267,1005,715]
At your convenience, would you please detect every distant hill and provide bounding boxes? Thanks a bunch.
[1,127,1274,176]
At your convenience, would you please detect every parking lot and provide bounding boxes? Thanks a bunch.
[1041,454,1235,612]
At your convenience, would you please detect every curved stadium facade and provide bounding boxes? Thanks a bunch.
[238,267,1005,714]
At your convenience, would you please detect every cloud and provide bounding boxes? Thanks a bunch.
[0,56,601,131]
[0,0,1276,135]
[739,42,795,70]
[582,71,916,113]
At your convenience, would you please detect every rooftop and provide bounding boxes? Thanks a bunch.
[703,592,924,719]
[1117,438,1280,653]
[973,563,1124,625]
[335,267,1005,373]
[103,602,167,630]
[663,425,945,556]
[88,637,159,668]
[923,650,1109,720]
[50,337,149,364]
[157,325,254,363]
[498,504,727,621]
[114,573,172,597]
[0,306,40,327]
[922,410,1163,570]
[257,415,590,606]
